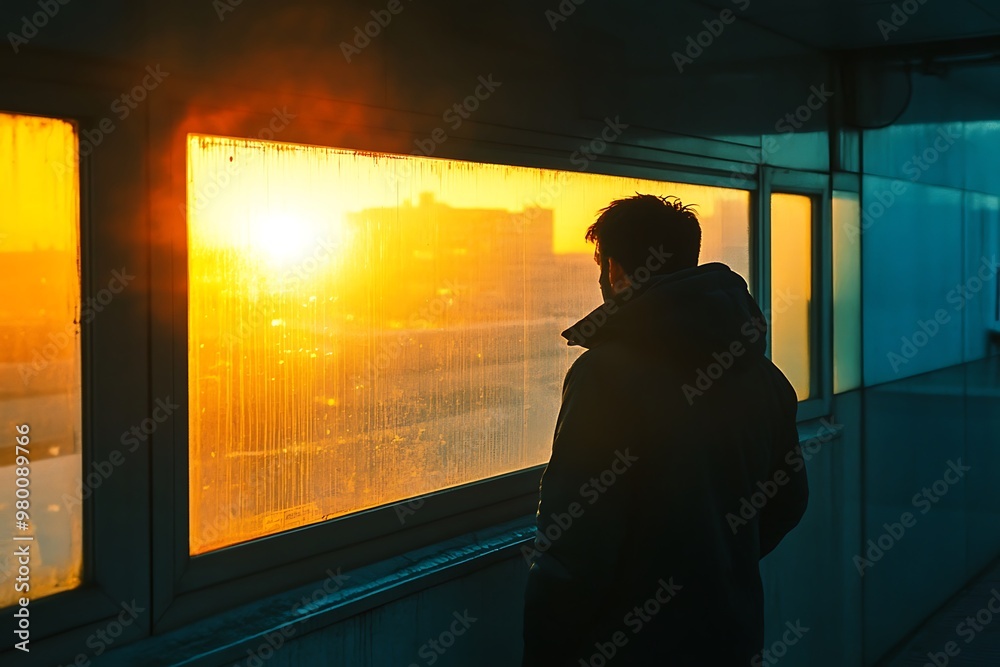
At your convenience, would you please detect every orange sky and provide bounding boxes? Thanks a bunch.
[187,133,749,261]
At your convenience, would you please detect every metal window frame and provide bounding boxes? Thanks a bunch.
[760,167,834,421]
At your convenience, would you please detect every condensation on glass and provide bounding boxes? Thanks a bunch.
[833,192,862,393]
[0,112,84,606]
[770,193,813,400]
[187,134,752,554]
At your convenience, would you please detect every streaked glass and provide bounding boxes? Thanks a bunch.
[187,135,752,553]
[0,112,83,606]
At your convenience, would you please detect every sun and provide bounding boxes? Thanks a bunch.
[250,210,316,265]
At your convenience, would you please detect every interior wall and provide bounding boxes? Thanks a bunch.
[858,62,1000,663]
[860,64,1000,386]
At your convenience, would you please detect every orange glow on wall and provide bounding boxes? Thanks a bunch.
[771,193,813,400]
[0,112,83,605]
[187,134,752,554]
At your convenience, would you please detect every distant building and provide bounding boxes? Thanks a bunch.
[345,193,591,323]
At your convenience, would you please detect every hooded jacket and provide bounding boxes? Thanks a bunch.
[522,262,808,667]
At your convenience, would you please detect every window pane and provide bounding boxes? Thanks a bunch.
[770,193,812,400]
[833,191,862,393]
[0,112,83,605]
[187,135,751,553]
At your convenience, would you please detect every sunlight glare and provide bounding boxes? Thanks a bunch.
[251,210,314,265]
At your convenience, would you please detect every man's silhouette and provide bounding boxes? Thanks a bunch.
[522,194,808,666]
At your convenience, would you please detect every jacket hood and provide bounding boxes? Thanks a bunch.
[561,263,768,368]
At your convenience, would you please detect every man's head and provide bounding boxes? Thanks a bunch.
[585,194,702,301]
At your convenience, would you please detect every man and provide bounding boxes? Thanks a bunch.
[521,194,808,666]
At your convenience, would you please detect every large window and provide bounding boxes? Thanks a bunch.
[186,135,752,553]
[0,112,83,606]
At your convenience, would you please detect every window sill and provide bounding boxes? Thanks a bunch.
[796,414,843,446]
[96,516,535,667]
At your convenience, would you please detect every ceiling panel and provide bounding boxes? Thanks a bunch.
[692,0,1000,49]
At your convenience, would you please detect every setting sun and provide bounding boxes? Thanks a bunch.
[250,210,317,265]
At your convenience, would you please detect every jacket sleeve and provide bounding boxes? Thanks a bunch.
[758,373,809,558]
[522,353,635,666]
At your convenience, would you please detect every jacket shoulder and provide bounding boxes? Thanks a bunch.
[566,341,637,379]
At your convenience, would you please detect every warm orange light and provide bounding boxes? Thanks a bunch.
[771,193,813,400]
[0,112,83,606]
[187,134,752,554]
[250,211,313,264]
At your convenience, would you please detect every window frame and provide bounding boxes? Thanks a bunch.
[0,56,152,663]
[760,167,834,420]
[146,94,764,631]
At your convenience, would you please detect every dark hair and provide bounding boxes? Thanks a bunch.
[585,193,701,277]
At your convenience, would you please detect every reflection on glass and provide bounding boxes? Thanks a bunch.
[0,112,83,606]
[187,134,752,554]
[833,192,862,393]
[771,193,812,400]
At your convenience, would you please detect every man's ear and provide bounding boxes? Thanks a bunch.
[608,257,630,293]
